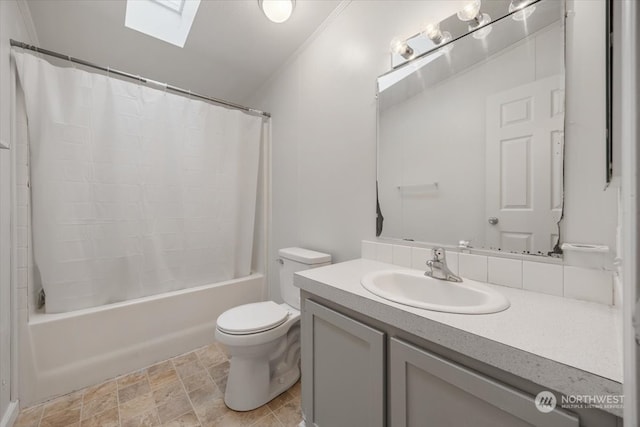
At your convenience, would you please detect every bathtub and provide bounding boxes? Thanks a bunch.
[19,274,265,406]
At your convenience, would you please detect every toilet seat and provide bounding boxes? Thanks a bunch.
[217,301,289,335]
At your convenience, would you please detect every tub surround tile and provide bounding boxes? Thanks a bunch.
[523,261,563,296]
[392,245,412,268]
[488,257,522,288]
[564,266,613,305]
[458,253,488,282]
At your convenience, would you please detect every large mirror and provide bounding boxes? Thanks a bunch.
[377,0,565,255]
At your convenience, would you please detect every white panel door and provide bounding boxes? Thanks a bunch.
[485,75,564,254]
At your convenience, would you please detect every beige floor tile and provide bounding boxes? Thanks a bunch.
[195,344,226,368]
[81,390,117,420]
[288,381,301,399]
[40,406,81,427]
[212,405,271,427]
[120,393,156,420]
[213,376,228,394]
[174,360,206,381]
[147,360,174,376]
[82,380,117,403]
[149,370,179,390]
[118,370,148,388]
[267,391,293,412]
[42,390,83,418]
[119,379,152,404]
[250,413,284,427]
[122,408,161,427]
[208,361,229,382]
[272,402,302,427]
[172,352,198,367]
[80,406,119,427]
[181,374,217,394]
[14,404,43,427]
[190,396,230,426]
[152,380,188,408]
[162,410,200,427]
[156,395,192,424]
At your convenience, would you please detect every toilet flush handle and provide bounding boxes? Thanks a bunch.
[276,258,284,265]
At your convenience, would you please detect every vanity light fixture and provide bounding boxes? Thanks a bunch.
[259,0,295,24]
[457,0,493,39]
[422,22,452,46]
[390,37,414,60]
[509,0,536,21]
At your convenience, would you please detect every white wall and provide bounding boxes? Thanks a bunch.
[0,0,37,422]
[250,0,467,300]
[252,0,618,301]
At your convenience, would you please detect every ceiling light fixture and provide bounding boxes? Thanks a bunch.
[509,0,536,21]
[259,0,295,24]
[457,0,492,40]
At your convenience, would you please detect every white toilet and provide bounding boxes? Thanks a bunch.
[215,247,331,411]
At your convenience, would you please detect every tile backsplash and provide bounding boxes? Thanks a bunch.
[361,240,614,306]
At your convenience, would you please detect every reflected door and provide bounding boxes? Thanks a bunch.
[485,75,564,254]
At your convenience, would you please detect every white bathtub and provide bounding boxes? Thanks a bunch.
[19,274,265,406]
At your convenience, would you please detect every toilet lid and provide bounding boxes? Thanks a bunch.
[216,301,289,335]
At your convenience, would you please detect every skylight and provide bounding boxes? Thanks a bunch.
[125,0,201,48]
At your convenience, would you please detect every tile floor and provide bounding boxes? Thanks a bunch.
[14,343,302,427]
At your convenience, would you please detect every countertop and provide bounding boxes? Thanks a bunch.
[295,258,623,416]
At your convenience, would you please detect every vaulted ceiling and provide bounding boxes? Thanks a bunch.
[26,0,342,105]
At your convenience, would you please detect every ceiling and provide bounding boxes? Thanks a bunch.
[26,0,342,105]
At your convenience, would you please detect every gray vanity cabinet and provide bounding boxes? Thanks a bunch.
[301,299,385,427]
[389,337,579,427]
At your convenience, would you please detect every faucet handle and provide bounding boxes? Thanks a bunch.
[432,247,446,261]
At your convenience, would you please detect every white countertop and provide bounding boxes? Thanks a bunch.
[295,258,623,414]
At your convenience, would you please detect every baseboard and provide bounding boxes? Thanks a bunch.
[0,401,19,427]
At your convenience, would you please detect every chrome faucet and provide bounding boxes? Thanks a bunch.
[425,248,462,282]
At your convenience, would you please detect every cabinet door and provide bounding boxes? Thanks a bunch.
[389,338,579,427]
[301,300,385,427]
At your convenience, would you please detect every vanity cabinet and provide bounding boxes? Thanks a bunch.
[300,297,619,427]
[389,337,578,427]
[301,300,385,427]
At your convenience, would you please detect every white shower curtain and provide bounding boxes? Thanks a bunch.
[13,51,263,313]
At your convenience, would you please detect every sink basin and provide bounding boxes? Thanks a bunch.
[361,270,510,314]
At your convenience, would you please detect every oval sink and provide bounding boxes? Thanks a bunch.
[361,270,510,314]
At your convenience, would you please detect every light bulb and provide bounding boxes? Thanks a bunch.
[509,0,536,21]
[457,0,481,22]
[259,0,295,24]
[472,13,492,39]
[422,22,452,46]
[390,37,414,59]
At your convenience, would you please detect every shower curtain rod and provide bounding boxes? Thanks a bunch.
[10,39,271,119]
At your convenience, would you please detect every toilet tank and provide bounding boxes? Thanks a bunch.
[278,247,331,309]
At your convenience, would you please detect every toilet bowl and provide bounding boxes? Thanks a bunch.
[215,247,331,411]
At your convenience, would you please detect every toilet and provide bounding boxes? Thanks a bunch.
[215,247,331,411]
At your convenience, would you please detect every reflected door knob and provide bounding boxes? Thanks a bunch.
[488,217,499,225]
